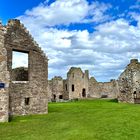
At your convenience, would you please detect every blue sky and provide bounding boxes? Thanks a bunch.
[1,0,140,81]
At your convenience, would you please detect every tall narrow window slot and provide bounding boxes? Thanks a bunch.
[72,84,74,92]
[12,50,29,81]
[65,84,67,91]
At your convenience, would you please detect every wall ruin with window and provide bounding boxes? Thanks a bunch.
[0,19,48,121]
[66,67,89,100]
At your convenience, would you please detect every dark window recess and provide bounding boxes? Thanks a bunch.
[72,84,74,92]
[133,91,137,99]
[59,95,63,99]
[101,95,108,98]
[0,83,5,89]
[65,84,67,91]
[25,97,30,105]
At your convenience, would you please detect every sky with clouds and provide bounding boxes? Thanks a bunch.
[0,0,140,81]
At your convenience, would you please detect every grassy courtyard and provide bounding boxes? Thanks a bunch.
[1,99,140,140]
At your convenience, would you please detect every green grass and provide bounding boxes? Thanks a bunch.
[1,99,140,140]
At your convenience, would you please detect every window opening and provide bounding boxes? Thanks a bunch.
[12,50,29,81]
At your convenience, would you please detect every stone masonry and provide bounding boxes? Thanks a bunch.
[118,59,140,103]
[65,67,89,100]
[48,67,118,101]
[0,22,10,122]
[48,76,64,102]
[0,19,48,122]
[89,79,118,99]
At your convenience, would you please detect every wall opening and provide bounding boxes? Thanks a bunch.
[59,95,63,99]
[25,97,30,105]
[65,84,67,91]
[101,95,108,98]
[53,94,56,100]
[72,84,74,92]
[133,91,137,99]
[12,50,29,81]
[82,88,86,97]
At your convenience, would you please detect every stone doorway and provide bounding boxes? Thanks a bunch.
[82,88,86,97]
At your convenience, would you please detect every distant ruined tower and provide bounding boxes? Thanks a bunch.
[65,67,89,99]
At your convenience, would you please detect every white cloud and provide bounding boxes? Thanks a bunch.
[18,0,111,27]
[16,0,140,82]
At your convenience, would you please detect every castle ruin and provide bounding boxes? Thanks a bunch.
[0,19,140,122]
[48,67,119,101]
[0,19,48,122]
[48,59,140,103]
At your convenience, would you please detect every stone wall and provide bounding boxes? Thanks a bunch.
[89,78,118,99]
[63,80,69,100]
[0,23,10,122]
[48,67,118,101]
[66,67,89,100]
[118,59,140,103]
[12,67,28,81]
[5,19,48,116]
[48,76,64,102]
[48,80,53,102]
[0,19,48,121]
[99,80,118,98]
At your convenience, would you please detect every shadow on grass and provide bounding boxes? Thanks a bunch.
[108,98,118,103]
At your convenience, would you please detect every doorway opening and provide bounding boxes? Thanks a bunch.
[82,88,86,97]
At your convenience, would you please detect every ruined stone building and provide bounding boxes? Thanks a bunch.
[0,19,48,122]
[0,20,139,122]
[65,67,89,100]
[48,67,118,101]
[89,78,118,99]
[48,67,89,102]
[48,76,64,102]
[118,59,140,103]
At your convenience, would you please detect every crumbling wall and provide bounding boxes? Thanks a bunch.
[89,77,100,98]
[48,76,64,102]
[89,78,118,98]
[48,80,53,102]
[0,23,10,122]
[67,67,89,100]
[118,59,140,103]
[4,19,48,116]
[63,80,69,100]
[98,80,118,98]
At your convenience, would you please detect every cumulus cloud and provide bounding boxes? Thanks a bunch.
[16,0,140,82]
[18,0,111,27]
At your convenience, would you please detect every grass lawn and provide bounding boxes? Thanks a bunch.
[1,99,140,140]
